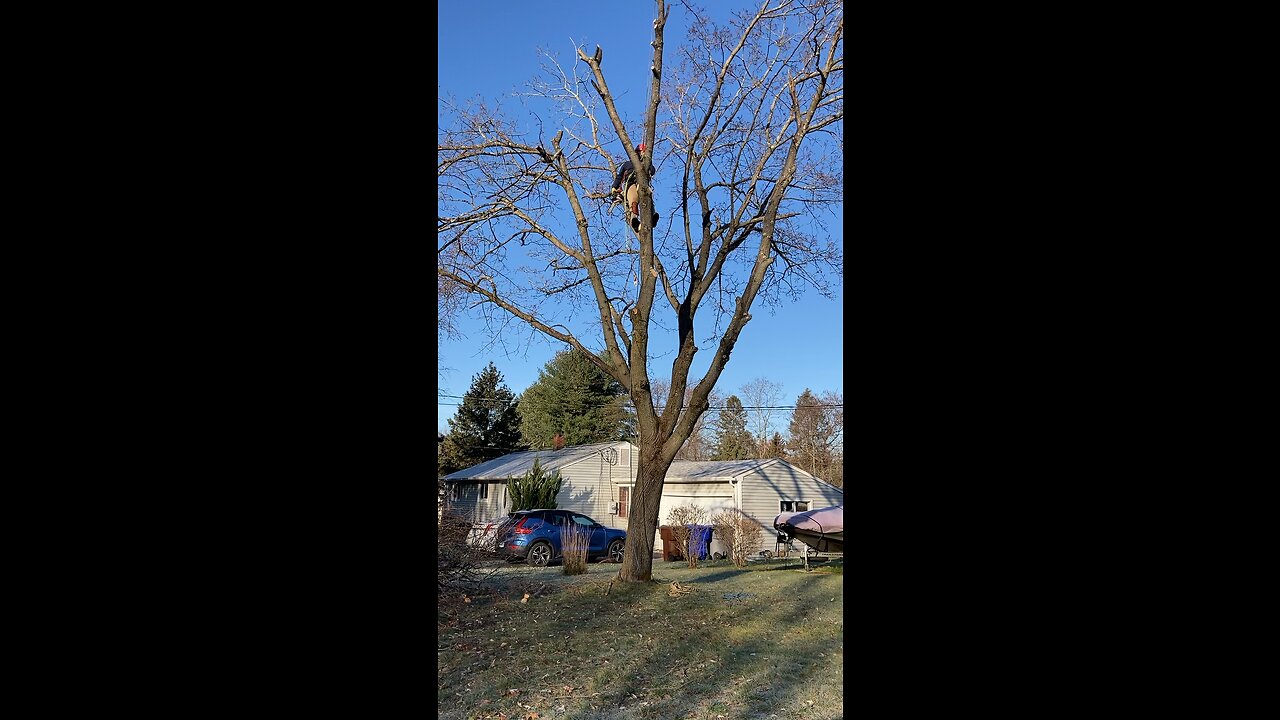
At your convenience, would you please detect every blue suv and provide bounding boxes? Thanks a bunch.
[497,509,627,567]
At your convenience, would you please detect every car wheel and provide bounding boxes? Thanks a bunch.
[608,539,625,563]
[527,541,553,567]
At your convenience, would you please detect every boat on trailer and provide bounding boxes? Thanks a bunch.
[773,503,844,553]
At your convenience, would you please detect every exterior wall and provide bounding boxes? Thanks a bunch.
[736,463,844,557]
[443,447,845,561]
[550,453,631,528]
[442,481,509,524]
[443,442,637,526]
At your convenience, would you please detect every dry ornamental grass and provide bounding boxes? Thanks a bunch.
[559,518,592,576]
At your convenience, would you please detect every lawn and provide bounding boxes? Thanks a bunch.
[437,557,844,720]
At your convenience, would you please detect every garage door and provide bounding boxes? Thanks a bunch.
[657,484,734,557]
[658,489,735,525]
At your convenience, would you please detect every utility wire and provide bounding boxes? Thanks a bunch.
[436,394,841,410]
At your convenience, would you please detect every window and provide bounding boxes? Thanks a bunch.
[618,487,629,518]
[480,483,488,499]
[571,513,595,527]
[780,500,809,512]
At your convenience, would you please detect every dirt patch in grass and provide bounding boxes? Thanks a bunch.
[437,558,843,720]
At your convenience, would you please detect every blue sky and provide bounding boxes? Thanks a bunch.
[438,1,843,437]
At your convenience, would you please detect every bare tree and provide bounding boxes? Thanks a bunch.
[818,388,843,486]
[651,378,721,460]
[437,274,465,342]
[739,376,785,451]
[438,0,843,582]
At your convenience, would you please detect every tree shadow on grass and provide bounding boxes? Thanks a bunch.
[438,564,844,720]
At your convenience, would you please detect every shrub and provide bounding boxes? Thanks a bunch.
[665,505,708,568]
[735,519,762,567]
[710,509,763,568]
[710,510,738,565]
[560,518,593,576]
[507,458,563,511]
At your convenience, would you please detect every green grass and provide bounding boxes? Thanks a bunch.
[437,558,843,720]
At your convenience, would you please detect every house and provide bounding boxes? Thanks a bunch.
[441,440,843,558]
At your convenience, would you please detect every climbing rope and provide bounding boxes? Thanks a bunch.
[668,581,693,597]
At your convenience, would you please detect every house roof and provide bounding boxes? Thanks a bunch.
[665,458,783,481]
[443,442,843,492]
[442,442,633,481]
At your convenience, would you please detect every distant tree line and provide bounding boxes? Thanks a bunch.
[438,358,842,487]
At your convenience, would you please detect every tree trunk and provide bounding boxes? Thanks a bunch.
[617,447,674,582]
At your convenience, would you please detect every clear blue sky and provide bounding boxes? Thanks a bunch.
[438,1,843,437]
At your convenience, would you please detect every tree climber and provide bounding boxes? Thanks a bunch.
[611,143,659,231]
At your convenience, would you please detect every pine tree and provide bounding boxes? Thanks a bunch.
[786,388,837,480]
[762,432,787,459]
[712,395,756,460]
[519,348,634,449]
[444,362,524,469]
[437,434,467,477]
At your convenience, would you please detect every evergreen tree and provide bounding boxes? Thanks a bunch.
[786,388,837,480]
[712,395,756,460]
[507,459,564,511]
[444,362,524,469]
[519,348,634,449]
[437,435,467,477]
[762,432,787,459]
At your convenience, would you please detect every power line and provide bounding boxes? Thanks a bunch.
[436,393,841,410]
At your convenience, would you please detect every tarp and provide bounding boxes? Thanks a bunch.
[773,504,843,553]
[688,525,713,560]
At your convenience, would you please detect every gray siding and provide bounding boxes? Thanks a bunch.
[549,452,633,529]
[737,462,843,556]
[443,481,508,524]
[441,446,843,561]
[443,441,637,527]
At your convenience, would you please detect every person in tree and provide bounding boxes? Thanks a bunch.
[611,143,659,231]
